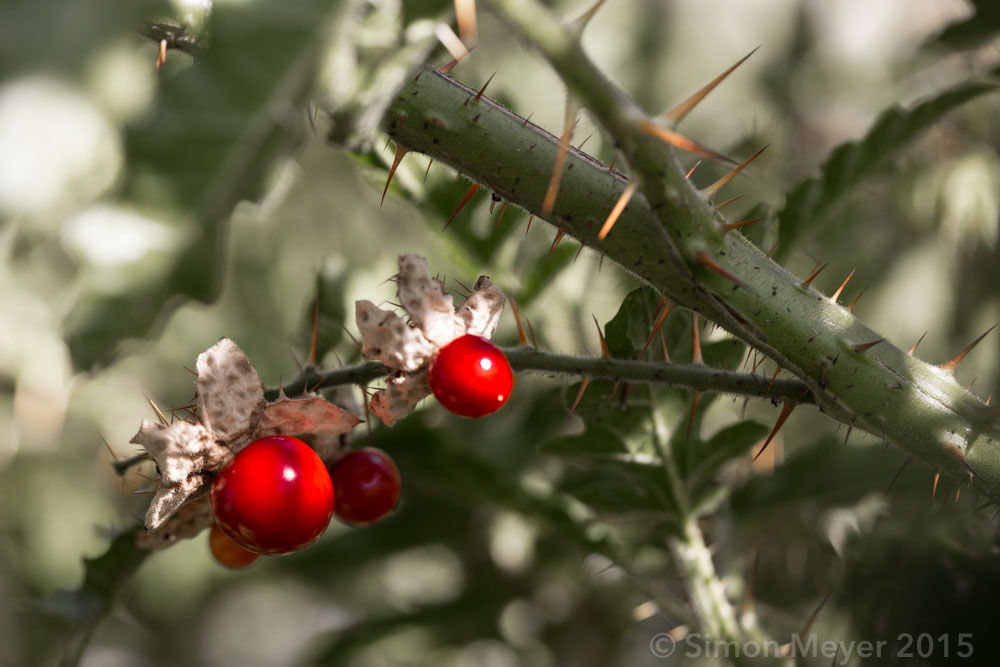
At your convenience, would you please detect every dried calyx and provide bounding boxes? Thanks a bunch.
[130,338,360,549]
[356,253,505,426]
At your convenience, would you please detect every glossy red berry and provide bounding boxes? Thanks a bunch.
[428,334,513,417]
[210,435,335,555]
[329,448,402,525]
[208,523,260,569]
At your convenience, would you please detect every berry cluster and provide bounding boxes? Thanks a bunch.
[208,435,401,568]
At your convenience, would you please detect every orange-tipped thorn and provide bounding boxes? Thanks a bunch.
[566,376,592,420]
[542,99,578,215]
[494,201,509,231]
[145,395,169,426]
[466,72,496,105]
[574,244,585,263]
[598,180,637,240]
[800,261,829,289]
[765,366,781,395]
[156,39,168,71]
[640,297,673,358]
[829,269,855,303]
[886,455,914,494]
[721,217,765,233]
[424,158,434,182]
[381,144,409,207]
[686,161,702,179]
[659,329,671,362]
[436,23,469,65]
[549,226,567,256]
[753,400,796,462]
[664,47,760,125]
[852,338,884,353]
[638,119,737,166]
[932,472,940,503]
[577,133,593,150]
[938,324,998,375]
[444,182,480,229]
[846,286,868,311]
[694,251,743,287]
[691,313,704,365]
[906,331,927,356]
[766,241,780,258]
[712,194,745,211]
[593,314,611,359]
[701,145,768,200]
[525,214,534,236]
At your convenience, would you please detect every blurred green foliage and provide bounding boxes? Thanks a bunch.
[2,1,1000,666]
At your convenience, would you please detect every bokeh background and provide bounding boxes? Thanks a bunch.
[2,0,1000,665]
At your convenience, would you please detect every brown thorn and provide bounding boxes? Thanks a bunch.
[443,182,480,229]
[766,241,780,259]
[938,324,998,374]
[598,180,637,240]
[852,338,884,353]
[659,330,671,363]
[145,395,169,426]
[765,366,781,395]
[574,244,585,263]
[598,253,605,272]
[508,293,529,346]
[664,47,760,125]
[607,155,618,172]
[424,158,434,183]
[846,285,868,311]
[494,201,509,231]
[566,377,592,420]
[466,72,495,106]
[686,392,701,441]
[795,593,831,648]
[155,39,167,71]
[342,325,362,353]
[380,144,409,207]
[988,393,994,406]
[879,442,891,462]
[592,314,611,359]
[308,294,320,366]
[690,313,703,365]
[843,426,853,448]
[753,401,795,462]
[685,160,702,179]
[521,112,534,128]
[525,214,534,237]
[967,377,977,392]
[800,261,829,289]
[577,133,593,150]
[701,145,768,199]
[829,269,855,303]
[542,100,577,215]
[955,487,962,505]
[712,194,744,211]
[571,0,607,33]
[638,119,737,166]
[640,297,674,358]
[453,278,473,295]
[722,217,765,233]
[548,226,567,256]
[886,456,914,494]
[182,365,198,377]
[932,472,940,503]
[694,251,743,287]
[526,318,539,349]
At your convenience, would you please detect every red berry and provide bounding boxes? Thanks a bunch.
[210,435,335,555]
[329,448,402,525]
[428,334,513,417]
[208,523,260,569]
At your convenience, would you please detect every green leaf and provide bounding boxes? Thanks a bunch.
[558,459,676,517]
[603,285,662,359]
[927,0,1000,51]
[685,420,768,490]
[539,423,630,458]
[66,0,344,369]
[775,76,998,259]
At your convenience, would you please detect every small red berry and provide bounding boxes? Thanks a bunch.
[210,435,335,555]
[208,523,260,569]
[329,448,402,525]
[428,334,513,417]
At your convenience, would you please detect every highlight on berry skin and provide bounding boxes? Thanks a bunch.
[428,334,514,418]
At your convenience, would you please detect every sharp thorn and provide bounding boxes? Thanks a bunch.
[574,244,585,263]
[886,456,914,494]
[566,376,592,420]
[155,39,167,72]
[598,180,637,240]
[607,155,618,172]
[765,366,781,395]
[766,241,780,258]
[145,395,169,426]
[691,313,703,365]
[467,71,496,104]
[686,160,702,179]
[577,133,593,150]
[424,158,434,182]
[800,261,829,289]
[592,314,611,359]
[640,297,673,358]
[843,426,852,448]
[938,324,998,374]
[701,145,768,200]
[571,0,607,34]
[549,226,567,256]
[381,144,409,207]
[638,119,737,166]
[542,99,578,215]
[829,269,855,303]
[443,182,480,229]
[753,401,796,462]
[308,292,320,365]
[712,194,745,211]
[846,286,868,311]
[664,46,760,125]
[695,251,744,287]
[526,318,539,349]
[494,201,509,231]
[905,331,927,356]
[722,217,765,233]
[686,391,701,441]
[507,292,527,345]
[932,472,940,503]
[852,338,884,353]
[436,23,470,65]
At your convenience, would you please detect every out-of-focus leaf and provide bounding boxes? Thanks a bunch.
[927,0,1000,51]
[539,423,630,459]
[295,261,348,364]
[558,459,676,518]
[775,76,998,260]
[685,420,768,490]
[66,0,346,369]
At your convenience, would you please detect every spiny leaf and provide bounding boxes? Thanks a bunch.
[775,75,998,260]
